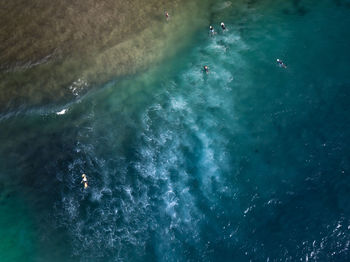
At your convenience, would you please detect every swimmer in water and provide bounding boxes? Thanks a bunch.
[209,25,215,35]
[81,174,88,189]
[165,11,169,20]
[277,59,287,68]
[221,22,226,30]
[203,65,209,73]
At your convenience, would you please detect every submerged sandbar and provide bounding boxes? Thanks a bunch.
[0,0,212,112]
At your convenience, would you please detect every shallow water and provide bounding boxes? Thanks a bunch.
[0,0,350,261]
[0,0,212,113]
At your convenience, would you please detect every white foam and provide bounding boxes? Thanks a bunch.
[69,78,88,96]
[170,96,187,110]
[56,108,67,115]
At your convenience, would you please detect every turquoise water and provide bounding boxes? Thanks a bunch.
[1,0,350,261]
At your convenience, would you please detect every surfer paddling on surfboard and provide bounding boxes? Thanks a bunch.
[277,58,287,68]
[81,174,88,189]
[221,22,226,30]
[209,26,215,35]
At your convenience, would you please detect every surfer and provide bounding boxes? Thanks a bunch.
[203,65,209,73]
[209,25,215,35]
[81,174,88,189]
[221,22,226,30]
[277,59,287,68]
[165,11,169,20]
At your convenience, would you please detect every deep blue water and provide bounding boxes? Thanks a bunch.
[0,0,350,261]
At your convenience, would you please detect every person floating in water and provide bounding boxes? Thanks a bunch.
[81,174,88,189]
[203,65,209,73]
[277,58,287,68]
[220,22,226,30]
[165,11,169,20]
[209,25,215,35]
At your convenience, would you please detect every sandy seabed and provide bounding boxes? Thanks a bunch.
[0,0,212,112]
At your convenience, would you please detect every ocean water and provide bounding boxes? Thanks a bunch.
[0,0,350,261]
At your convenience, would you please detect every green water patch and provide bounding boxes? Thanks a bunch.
[0,114,82,261]
[0,187,37,262]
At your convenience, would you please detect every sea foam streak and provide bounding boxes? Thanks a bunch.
[56,109,67,115]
